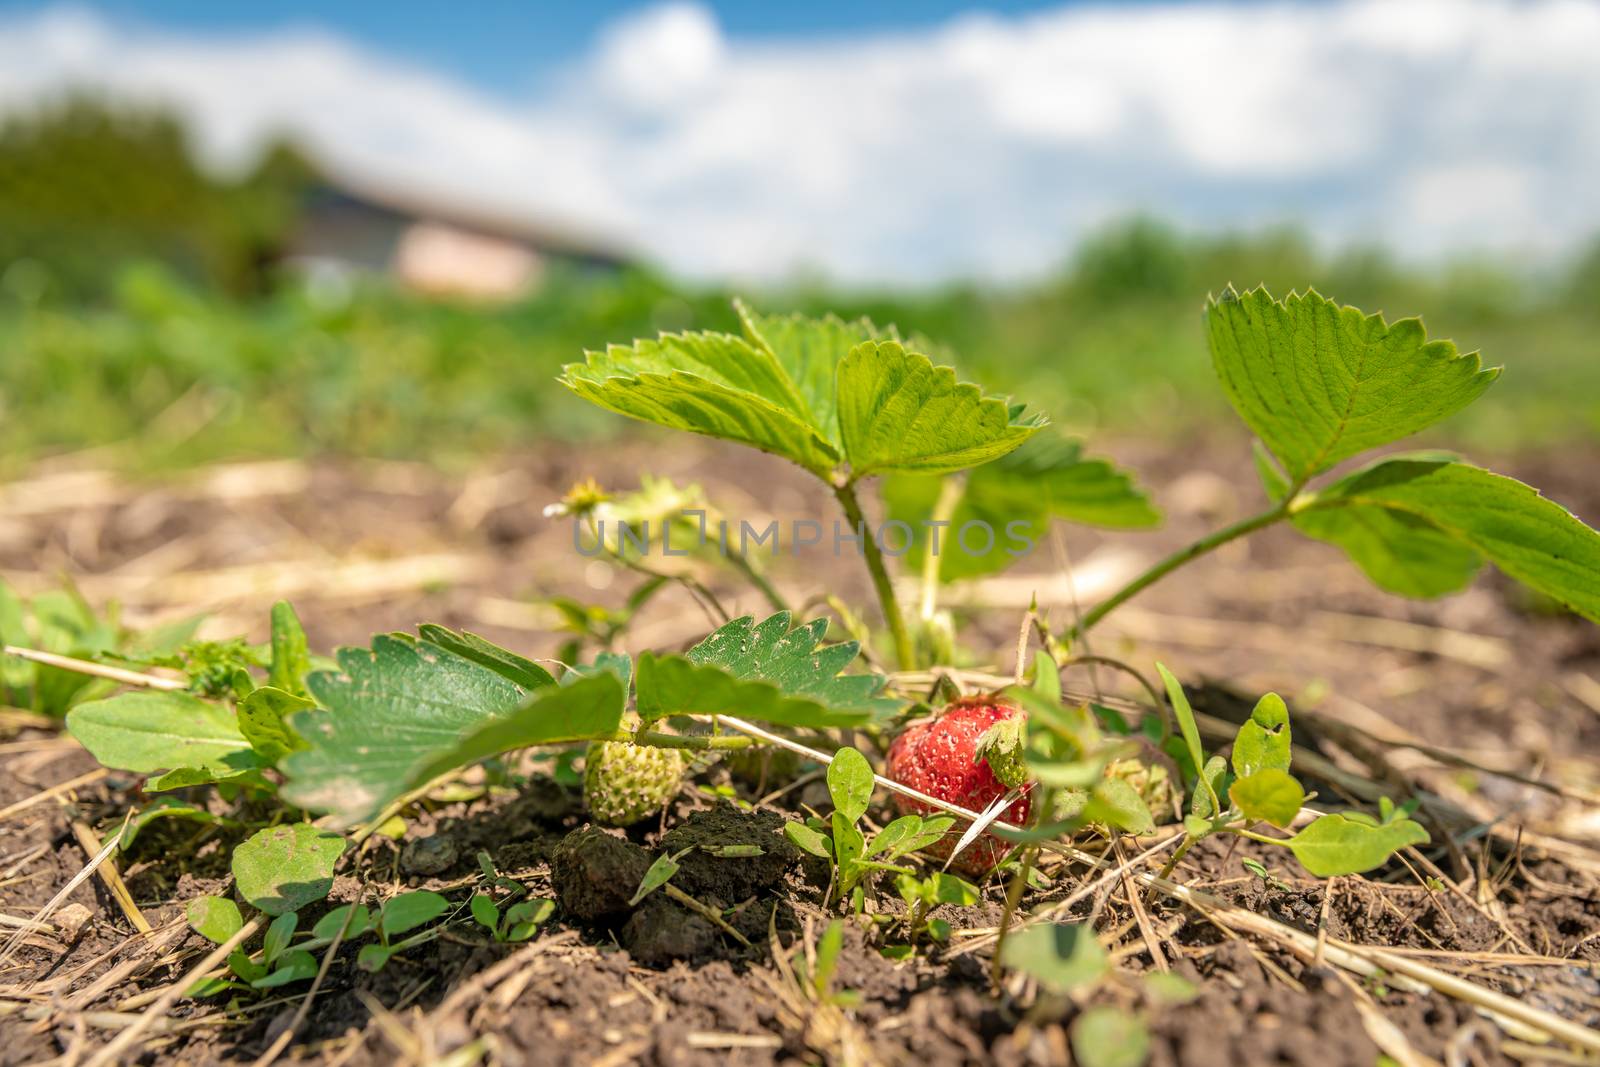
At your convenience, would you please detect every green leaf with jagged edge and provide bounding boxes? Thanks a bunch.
[562,303,1040,481]
[1287,811,1429,876]
[735,299,888,453]
[1295,458,1600,621]
[884,434,1160,582]
[836,339,1044,477]
[559,330,841,477]
[416,624,557,691]
[683,612,897,719]
[281,633,624,825]
[1229,768,1304,828]
[1208,287,1499,485]
[634,654,876,729]
[1230,693,1291,778]
[67,690,264,784]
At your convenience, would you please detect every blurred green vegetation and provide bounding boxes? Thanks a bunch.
[0,98,1596,473]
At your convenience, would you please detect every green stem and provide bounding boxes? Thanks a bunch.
[613,729,758,751]
[1156,835,1198,881]
[833,482,915,671]
[1065,503,1290,643]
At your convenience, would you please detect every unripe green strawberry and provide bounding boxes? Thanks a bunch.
[583,739,688,826]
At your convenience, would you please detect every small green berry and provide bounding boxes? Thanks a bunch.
[583,739,688,826]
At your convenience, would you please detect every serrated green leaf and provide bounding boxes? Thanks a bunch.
[417,625,556,690]
[236,686,313,765]
[268,601,311,698]
[1208,287,1498,484]
[560,330,839,477]
[232,824,345,916]
[381,890,448,938]
[1082,777,1155,836]
[684,612,897,718]
[186,895,243,945]
[1231,693,1291,778]
[67,690,263,782]
[837,339,1043,477]
[1253,440,1292,503]
[1072,1007,1150,1067]
[635,653,873,729]
[827,747,874,823]
[1288,812,1429,876]
[1229,768,1305,828]
[1001,922,1108,994]
[282,636,621,825]
[736,300,886,452]
[1296,458,1600,621]
[884,436,1160,582]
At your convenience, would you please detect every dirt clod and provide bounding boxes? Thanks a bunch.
[400,833,459,876]
[621,895,718,966]
[657,804,800,902]
[550,825,652,921]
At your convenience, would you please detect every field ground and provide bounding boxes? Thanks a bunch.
[1,433,1598,1065]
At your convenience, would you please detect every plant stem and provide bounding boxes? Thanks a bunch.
[1064,503,1290,643]
[619,729,757,751]
[832,482,915,671]
[1156,835,1198,881]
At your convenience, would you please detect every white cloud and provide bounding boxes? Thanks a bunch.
[1,0,1598,283]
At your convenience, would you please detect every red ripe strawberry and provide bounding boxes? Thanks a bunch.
[885,696,1030,875]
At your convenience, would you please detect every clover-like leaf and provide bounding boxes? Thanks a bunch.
[232,824,346,916]
[1297,458,1600,621]
[1001,922,1108,994]
[1208,287,1498,484]
[186,895,244,945]
[685,612,896,718]
[837,339,1043,477]
[67,690,263,784]
[1287,811,1429,876]
[884,435,1160,582]
[826,747,874,823]
[1230,693,1291,778]
[1229,768,1304,828]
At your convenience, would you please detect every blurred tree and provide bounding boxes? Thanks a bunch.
[0,96,318,300]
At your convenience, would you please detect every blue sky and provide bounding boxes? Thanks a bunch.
[1,1,1597,283]
[0,1,1073,93]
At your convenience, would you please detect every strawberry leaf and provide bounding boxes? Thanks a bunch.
[836,339,1043,477]
[416,624,557,690]
[1297,458,1600,621]
[684,612,896,718]
[563,305,1041,481]
[1287,811,1429,876]
[67,690,263,783]
[884,435,1159,582]
[1208,287,1498,484]
[559,330,840,478]
[634,653,875,728]
[281,636,624,825]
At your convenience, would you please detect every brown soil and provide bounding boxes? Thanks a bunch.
[1,434,1598,1065]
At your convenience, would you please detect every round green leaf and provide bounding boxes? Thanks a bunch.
[185,895,243,945]
[232,824,346,917]
[827,746,874,823]
[1000,922,1108,994]
[1071,1006,1150,1067]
